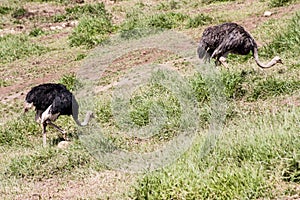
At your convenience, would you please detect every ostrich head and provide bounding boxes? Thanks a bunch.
[24,102,34,113]
[272,56,283,64]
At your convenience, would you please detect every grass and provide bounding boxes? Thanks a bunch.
[120,10,213,39]
[59,73,83,91]
[262,12,300,58]
[269,0,297,7]
[0,34,49,63]
[131,107,300,199]
[5,141,100,180]
[249,76,300,101]
[1,0,300,199]
[53,3,111,23]
[68,16,113,48]
[186,13,213,28]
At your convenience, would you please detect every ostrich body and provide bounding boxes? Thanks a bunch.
[197,22,282,68]
[24,83,93,146]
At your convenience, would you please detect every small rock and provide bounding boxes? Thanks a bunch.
[57,141,71,149]
[263,11,272,17]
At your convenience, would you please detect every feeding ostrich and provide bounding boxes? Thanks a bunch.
[197,22,282,68]
[24,83,93,146]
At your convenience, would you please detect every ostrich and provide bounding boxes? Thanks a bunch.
[197,22,282,68]
[24,83,93,146]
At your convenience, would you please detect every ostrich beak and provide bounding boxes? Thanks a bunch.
[278,59,283,64]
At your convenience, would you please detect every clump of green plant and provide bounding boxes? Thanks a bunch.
[66,3,110,19]
[95,99,113,124]
[53,3,111,22]
[129,83,182,139]
[147,12,188,29]
[221,70,247,99]
[268,0,296,7]
[157,0,181,10]
[29,27,45,37]
[190,73,209,103]
[248,77,300,101]
[186,13,213,28]
[0,34,49,63]
[0,79,10,87]
[0,6,12,15]
[68,16,113,48]
[262,12,300,57]
[66,3,114,48]
[11,7,27,19]
[59,73,82,91]
[75,53,87,61]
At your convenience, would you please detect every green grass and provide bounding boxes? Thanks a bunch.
[262,12,300,57]
[1,0,300,198]
[0,114,39,147]
[53,2,111,22]
[0,34,49,63]
[248,76,300,101]
[59,73,83,91]
[147,12,188,29]
[29,27,45,37]
[268,0,297,7]
[120,11,213,39]
[0,5,12,15]
[186,13,213,28]
[68,16,113,48]
[5,141,100,180]
[11,7,27,19]
[131,107,300,199]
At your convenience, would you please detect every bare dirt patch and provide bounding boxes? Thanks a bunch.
[103,48,172,78]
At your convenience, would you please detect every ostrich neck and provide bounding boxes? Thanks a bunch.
[73,111,92,126]
[253,47,277,69]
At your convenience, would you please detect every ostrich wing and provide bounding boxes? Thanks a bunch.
[211,31,255,59]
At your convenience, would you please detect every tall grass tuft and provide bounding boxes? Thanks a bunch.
[262,12,300,57]
[67,3,113,48]
[68,16,113,48]
[0,34,49,63]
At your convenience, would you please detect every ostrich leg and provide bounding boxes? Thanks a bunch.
[46,121,67,140]
[42,122,47,147]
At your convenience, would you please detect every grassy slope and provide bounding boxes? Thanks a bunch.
[0,0,300,199]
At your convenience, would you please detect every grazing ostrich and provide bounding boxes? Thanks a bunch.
[24,83,93,146]
[197,22,282,68]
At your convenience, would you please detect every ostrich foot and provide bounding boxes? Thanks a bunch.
[219,57,229,68]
